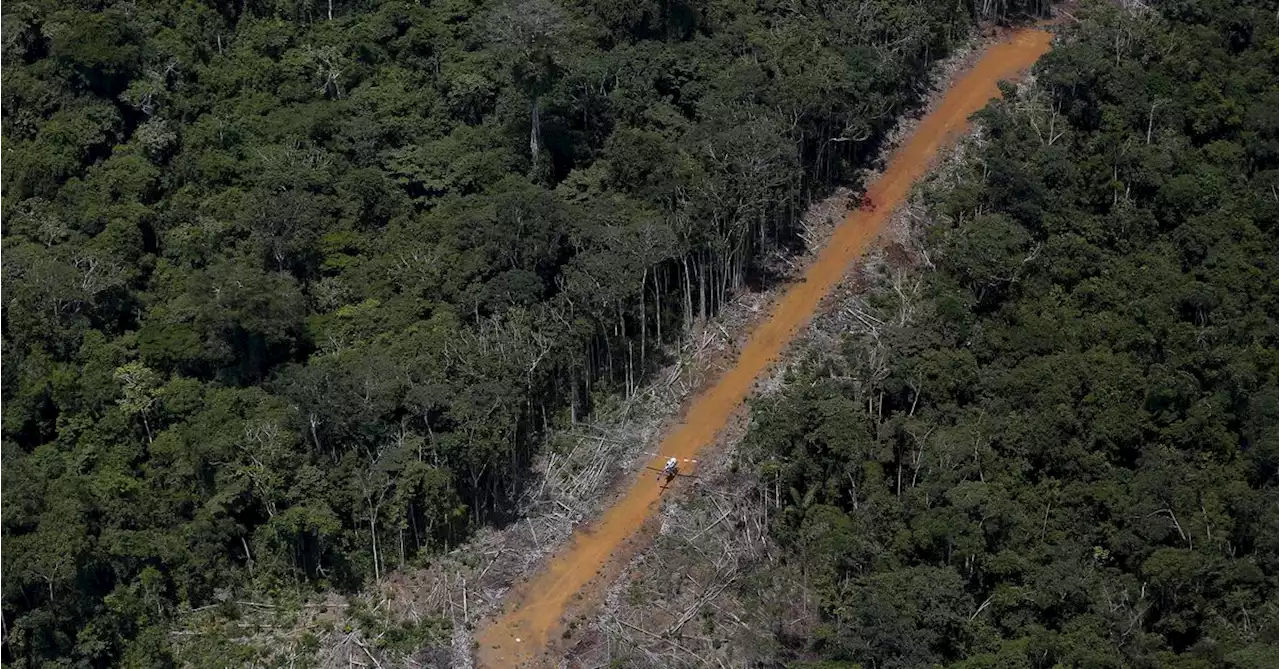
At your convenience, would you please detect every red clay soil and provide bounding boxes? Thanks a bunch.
[474,27,1054,669]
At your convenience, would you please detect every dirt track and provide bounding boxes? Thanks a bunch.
[474,27,1053,668]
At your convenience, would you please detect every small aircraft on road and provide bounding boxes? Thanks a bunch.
[646,456,700,488]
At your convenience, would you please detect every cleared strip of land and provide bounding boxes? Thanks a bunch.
[475,27,1054,668]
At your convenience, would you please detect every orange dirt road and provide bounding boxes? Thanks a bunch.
[475,27,1053,668]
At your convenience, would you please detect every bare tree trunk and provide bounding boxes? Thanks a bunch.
[721,246,732,303]
[703,252,711,319]
[603,327,612,382]
[242,536,254,575]
[655,267,663,344]
[758,212,766,261]
[896,451,903,498]
[682,256,694,329]
[370,512,381,583]
[570,373,578,423]
[640,267,647,372]
[529,100,542,176]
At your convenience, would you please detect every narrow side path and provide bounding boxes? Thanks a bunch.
[475,27,1053,668]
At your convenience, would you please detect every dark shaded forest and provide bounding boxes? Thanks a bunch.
[746,2,1277,668]
[0,0,1062,664]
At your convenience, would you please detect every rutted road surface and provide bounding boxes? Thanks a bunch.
[475,27,1054,668]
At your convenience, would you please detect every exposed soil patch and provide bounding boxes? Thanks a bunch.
[473,27,1054,669]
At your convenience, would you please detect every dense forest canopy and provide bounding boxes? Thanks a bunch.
[0,0,1061,664]
[746,1,1278,667]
